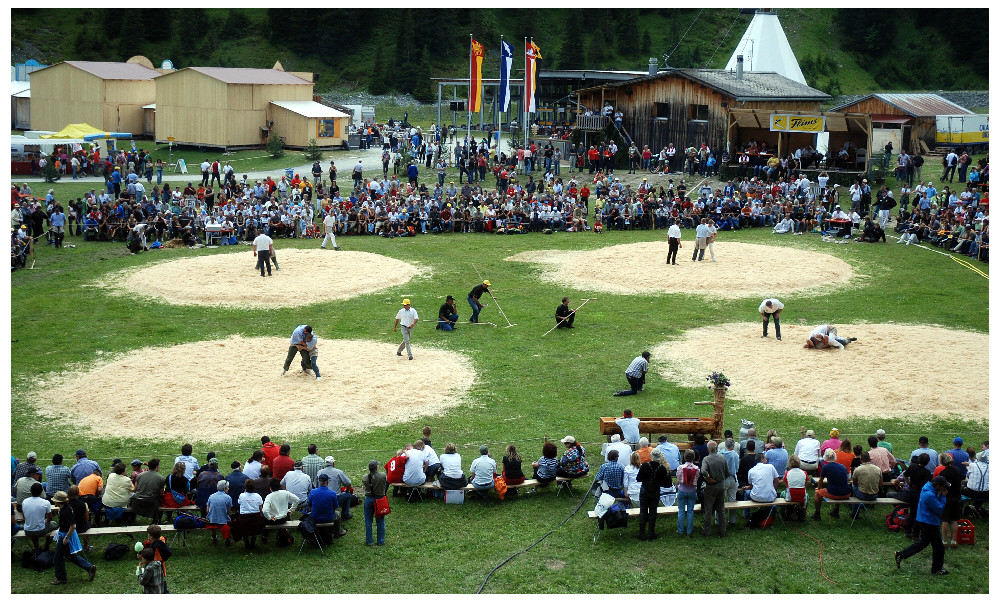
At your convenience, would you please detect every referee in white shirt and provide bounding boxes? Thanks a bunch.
[394,299,419,360]
[759,298,784,340]
[614,351,650,397]
[667,220,682,264]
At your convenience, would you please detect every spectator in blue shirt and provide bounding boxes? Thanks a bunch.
[70,450,101,485]
[206,480,233,545]
[764,438,789,477]
[594,450,626,499]
[909,437,940,471]
[308,474,346,544]
[45,454,72,497]
[811,449,851,520]
[948,437,970,477]
[225,461,248,507]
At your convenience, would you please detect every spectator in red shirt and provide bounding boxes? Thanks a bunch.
[270,444,294,481]
[260,437,280,468]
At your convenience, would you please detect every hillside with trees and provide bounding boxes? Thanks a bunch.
[12,8,987,102]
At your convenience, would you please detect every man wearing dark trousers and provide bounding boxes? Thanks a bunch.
[700,440,730,537]
[667,220,681,265]
[281,325,313,376]
[895,475,950,575]
[614,351,650,397]
[759,298,784,341]
[555,297,576,329]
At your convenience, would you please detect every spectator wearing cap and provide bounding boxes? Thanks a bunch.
[280,460,312,511]
[895,475,951,575]
[468,445,497,501]
[173,444,200,481]
[308,473,347,544]
[948,437,970,478]
[206,480,233,545]
[70,449,101,485]
[820,428,842,457]
[14,465,43,510]
[45,454,72,497]
[875,428,893,454]
[557,436,589,477]
[962,452,989,512]
[437,295,459,330]
[909,436,940,471]
[615,409,641,444]
[129,459,146,486]
[195,457,224,515]
[794,429,821,474]
[50,490,98,585]
[12,451,39,485]
[301,444,324,482]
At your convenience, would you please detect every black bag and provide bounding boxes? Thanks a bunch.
[276,528,294,547]
[104,542,130,561]
[747,507,775,529]
[602,502,629,529]
[21,549,55,571]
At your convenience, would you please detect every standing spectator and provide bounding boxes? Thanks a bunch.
[700,441,730,538]
[49,491,97,585]
[895,476,951,575]
[636,448,672,540]
[137,548,167,593]
[362,460,388,546]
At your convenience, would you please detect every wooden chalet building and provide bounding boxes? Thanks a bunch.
[573,67,830,155]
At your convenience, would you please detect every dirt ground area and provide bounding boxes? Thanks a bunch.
[652,322,987,420]
[34,336,475,441]
[106,249,425,308]
[506,241,854,298]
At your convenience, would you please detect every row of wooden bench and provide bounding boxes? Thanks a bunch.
[586,496,900,520]
[394,475,585,498]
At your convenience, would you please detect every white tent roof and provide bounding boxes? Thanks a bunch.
[725,10,806,86]
[270,100,349,119]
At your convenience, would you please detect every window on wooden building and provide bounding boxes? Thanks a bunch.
[655,102,671,119]
[318,119,336,137]
[688,104,709,121]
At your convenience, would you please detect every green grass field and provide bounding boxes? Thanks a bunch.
[10,216,988,593]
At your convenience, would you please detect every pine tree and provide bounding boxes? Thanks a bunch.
[303,139,324,162]
[267,130,285,158]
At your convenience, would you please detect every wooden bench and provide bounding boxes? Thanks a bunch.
[586,498,796,519]
[394,475,586,499]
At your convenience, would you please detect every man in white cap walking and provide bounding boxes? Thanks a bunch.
[394,299,419,360]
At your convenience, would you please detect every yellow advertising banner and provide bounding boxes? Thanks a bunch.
[770,114,826,133]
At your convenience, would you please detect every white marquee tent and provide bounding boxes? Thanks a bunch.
[724,9,806,85]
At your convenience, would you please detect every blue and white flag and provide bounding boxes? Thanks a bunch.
[499,39,513,113]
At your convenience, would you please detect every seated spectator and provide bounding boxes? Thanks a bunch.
[655,435,682,470]
[835,439,855,474]
[764,437,788,477]
[434,443,465,490]
[502,445,526,490]
[225,461,248,507]
[623,451,642,505]
[851,452,882,517]
[76,467,105,527]
[594,450,626,500]
[280,460,312,511]
[261,479,299,546]
[315,456,353,519]
[195,457,224,515]
[413,440,441,483]
[962,451,989,512]
[161,462,191,522]
[402,444,427,487]
[21,482,56,550]
[44,454,72,497]
[557,436,589,478]
[615,409,641,444]
[782,455,808,507]
[101,462,135,525]
[130,458,164,521]
[812,449,851,520]
[233,480,265,550]
[532,441,559,485]
[468,445,497,501]
[746,453,779,504]
[308,473,346,544]
[866,435,897,482]
[206,480,233,545]
[605,434,632,468]
[794,429,821,474]
[635,437,653,464]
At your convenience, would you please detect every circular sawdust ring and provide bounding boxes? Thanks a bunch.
[107,249,425,308]
[506,241,854,298]
[652,322,987,420]
[33,336,476,441]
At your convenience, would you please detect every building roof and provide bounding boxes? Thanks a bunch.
[725,10,806,85]
[186,67,311,85]
[61,61,161,80]
[575,68,830,102]
[270,100,350,118]
[10,81,30,97]
[142,103,156,110]
[539,69,648,82]
[829,93,974,117]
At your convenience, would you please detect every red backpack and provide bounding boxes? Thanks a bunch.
[886,505,907,531]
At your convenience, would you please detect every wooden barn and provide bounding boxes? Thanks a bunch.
[829,93,973,154]
[11,81,30,130]
[267,101,351,149]
[573,68,830,155]
[153,67,313,149]
[28,61,159,135]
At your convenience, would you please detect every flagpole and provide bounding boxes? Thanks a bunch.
[524,36,528,150]
[467,34,473,156]
[499,35,505,138]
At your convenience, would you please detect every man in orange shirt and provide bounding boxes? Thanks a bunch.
[77,467,105,526]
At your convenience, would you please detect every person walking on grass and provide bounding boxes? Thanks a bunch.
[895,475,951,575]
[50,491,97,586]
[394,299,419,360]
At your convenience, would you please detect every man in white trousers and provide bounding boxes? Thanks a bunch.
[394,299,419,360]
[320,210,340,250]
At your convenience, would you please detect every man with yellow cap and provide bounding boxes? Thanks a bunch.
[467,280,491,324]
[394,299,419,360]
